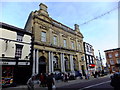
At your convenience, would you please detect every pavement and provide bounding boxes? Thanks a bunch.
[2,74,111,90]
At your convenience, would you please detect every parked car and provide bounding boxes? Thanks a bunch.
[110,72,120,89]
[75,71,80,77]
[54,73,63,80]
[69,75,76,80]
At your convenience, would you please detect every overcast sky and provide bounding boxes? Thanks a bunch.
[1,1,119,65]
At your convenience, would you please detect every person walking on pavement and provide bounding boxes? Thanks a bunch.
[27,75,35,90]
[79,72,83,79]
[39,73,46,87]
[46,73,55,90]
[110,72,120,90]
[64,73,68,82]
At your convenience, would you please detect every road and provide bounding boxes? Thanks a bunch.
[57,76,114,90]
[2,75,114,90]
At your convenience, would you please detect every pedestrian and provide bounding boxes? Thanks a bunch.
[79,72,83,79]
[46,73,55,90]
[64,73,68,82]
[86,73,90,80]
[43,73,47,87]
[83,73,87,79]
[27,75,35,90]
[39,73,45,87]
[51,73,56,85]
[98,71,101,77]
[102,70,104,76]
[95,71,98,78]
[61,73,64,81]
[110,72,120,90]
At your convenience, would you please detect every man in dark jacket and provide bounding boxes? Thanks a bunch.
[110,72,120,90]
[46,73,55,90]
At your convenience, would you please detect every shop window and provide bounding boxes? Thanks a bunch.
[2,66,14,86]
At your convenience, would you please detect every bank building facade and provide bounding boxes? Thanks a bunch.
[25,3,86,75]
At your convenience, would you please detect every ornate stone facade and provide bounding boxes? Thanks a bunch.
[25,3,86,75]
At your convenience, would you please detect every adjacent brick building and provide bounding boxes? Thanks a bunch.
[104,48,120,73]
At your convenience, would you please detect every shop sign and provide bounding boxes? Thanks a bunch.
[2,62,16,65]
[18,62,30,65]
[89,64,95,68]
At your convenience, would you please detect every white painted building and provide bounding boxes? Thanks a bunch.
[0,22,32,85]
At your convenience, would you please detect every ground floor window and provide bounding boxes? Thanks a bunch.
[2,66,14,86]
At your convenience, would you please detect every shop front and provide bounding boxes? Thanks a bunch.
[2,66,14,87]
[1,59,32,87]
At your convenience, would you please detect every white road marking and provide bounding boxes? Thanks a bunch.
[80,80,111,90]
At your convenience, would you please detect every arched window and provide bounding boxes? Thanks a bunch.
[73,58,77,70]
[39,56,46,64]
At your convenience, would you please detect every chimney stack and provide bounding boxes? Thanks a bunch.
[39,3,49,16]
[74,24,80,32]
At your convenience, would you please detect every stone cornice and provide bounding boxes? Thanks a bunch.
[34,41,83,53]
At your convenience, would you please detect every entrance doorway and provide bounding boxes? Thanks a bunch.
[64,57,69,71]
[39,56,46,74]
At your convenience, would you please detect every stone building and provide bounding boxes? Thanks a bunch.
[0,22,32,85]
[104,48,120,73]
[25,3,86,75]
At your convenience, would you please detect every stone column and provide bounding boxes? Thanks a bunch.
[49,51,51,73]
[51,52,54,72]
[36,49,39,74]
[70,55,74,71]
[60,53,63,72]
[32,49,36,75]
[63,53,65,72]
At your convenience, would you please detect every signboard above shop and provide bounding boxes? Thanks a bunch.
[89,64,95,68]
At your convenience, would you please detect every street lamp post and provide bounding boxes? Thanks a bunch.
[98,50,103,71]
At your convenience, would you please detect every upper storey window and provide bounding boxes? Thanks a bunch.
[71,41,74,49]
[17,33,23,42]
[87,45,89,52]
[15,44,23,59]
[41,31,46,42]
[115,52,119,57]
[117,59,120,64]
[63,39,67,48]
[78,43,81,51]
[109,54,112,58]
[110,60,114,65]
[53,36,57,45]
[90,47,92,53]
